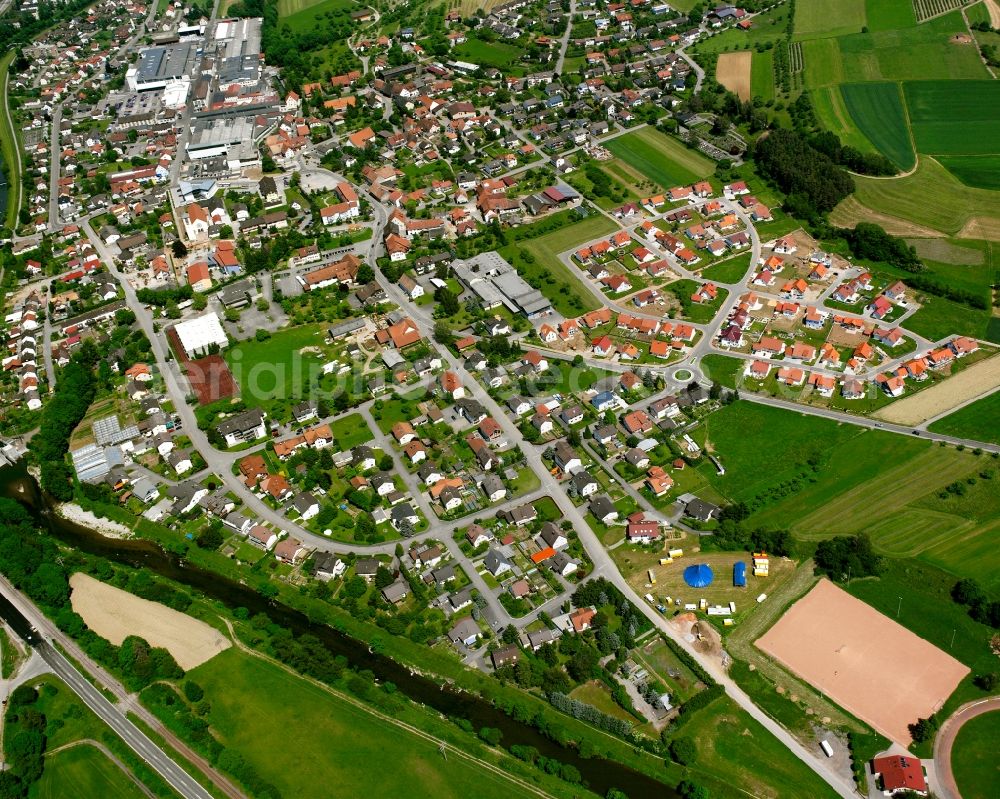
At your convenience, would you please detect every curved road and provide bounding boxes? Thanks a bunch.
[932,696,1000,799]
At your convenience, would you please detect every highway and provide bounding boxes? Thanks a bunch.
[0,579,215,799]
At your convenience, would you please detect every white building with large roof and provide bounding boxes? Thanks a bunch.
[174,313,229,358]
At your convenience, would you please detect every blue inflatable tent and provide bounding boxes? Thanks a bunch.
[733,561,747,587]
[683,563,714,588]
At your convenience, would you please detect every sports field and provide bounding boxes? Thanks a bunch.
[698,402,1000,587]
[951,710,1000,799]
[756,579,968,744]
[604,127,714,188]
[190,649,550,799]
[36,745,148,799]
[928,389,1000,444]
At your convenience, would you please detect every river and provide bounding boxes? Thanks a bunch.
[0,462,678,799]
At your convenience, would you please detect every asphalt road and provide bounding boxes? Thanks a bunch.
[931,696,1000,799]
[0,579,214,799]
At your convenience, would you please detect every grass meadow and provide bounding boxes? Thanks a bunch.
[810,86,877,153]
[35,746,147,799]
[793,0,866,39]
[928,390,1000,445]
[224,323,330,410]
[849,157,1000,237]
[864,0,916,30]
[694,402,1000,587]
[840,82,914,169]
[190,650,543,799]
[278,0,354,27]
[936,155,1000,191]
[605,127,714,188]
[750,50,775,102]
[452,40,524,68]
[951,709,1000,799]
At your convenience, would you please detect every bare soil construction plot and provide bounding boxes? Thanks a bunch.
[756,579,968,744]
[70,573,230,671]
[716,52,752,101]
[874,353,1000,426]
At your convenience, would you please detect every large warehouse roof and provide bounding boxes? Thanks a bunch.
[174,313,229,357]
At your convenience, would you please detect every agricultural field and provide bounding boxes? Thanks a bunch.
[845,158,1000,239]
[750,49,775,102]
[698,402,1000,587]
[793,0,866,39]
[35,745,148,799]
[928,389,1000,444]
[840,82,914,169]
[604,127,714,189]
[913,0,969,23]
[865,0,916,30]
[904,81,1000,156]
[716,52,751,101]
[951,710,1000,799]
[810,87,879,156]
[190,649,547,799]
[936,155,1000,191]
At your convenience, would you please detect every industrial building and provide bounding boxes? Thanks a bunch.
[173,313,229,358]
[126,41,201,92]
[452,252,552,319]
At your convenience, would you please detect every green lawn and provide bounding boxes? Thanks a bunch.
[697,402,1000,587]
[904,80,1000,157]
[0,51,22,230]
[699,252,753,284]
[692,5,790,53]
[189,649,541,799]
[794,0,866,39]
[843,558,998,680]
[452,40,524,68]
[951,710,1000,799]
[699,354,743,389]
[904,293,996,343]
[605,127,714,189]
[224,324,330,410]
[329,412,374,449]
[501,213,616,317]
[841,82,915,170]
[928,390,1000,445]
[36,745,148,799]
[682,696,840,799]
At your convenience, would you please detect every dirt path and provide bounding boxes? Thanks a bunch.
[986,0,1000,28]
[932,697,1000,799]
[69,574,230,671]
[46,739,156,799]
[875,354,1000,426]
[716,51,752,101]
